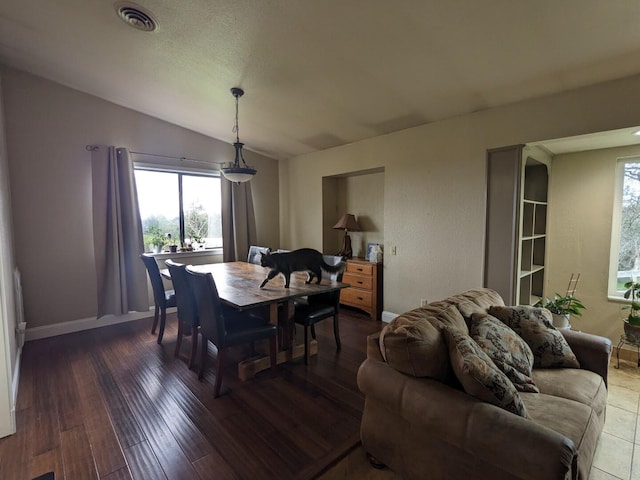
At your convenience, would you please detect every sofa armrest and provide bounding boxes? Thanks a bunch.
[366,332,384,362]
[560,329,612,386]
[358,359,576,479]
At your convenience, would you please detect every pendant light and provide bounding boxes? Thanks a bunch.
[221,87,257,183]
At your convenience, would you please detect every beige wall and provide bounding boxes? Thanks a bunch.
[546,145,640,342]
[281,73,640,338]
[0,66,280,329]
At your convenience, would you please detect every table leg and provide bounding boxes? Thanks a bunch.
[237,300,317,381]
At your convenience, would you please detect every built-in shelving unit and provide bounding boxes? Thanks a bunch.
[517,158,549,305]
[484,145,550,305]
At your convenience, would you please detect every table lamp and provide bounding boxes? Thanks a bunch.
[332,213,361,258]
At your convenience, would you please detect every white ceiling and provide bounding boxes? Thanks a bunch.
[2,0,640,159]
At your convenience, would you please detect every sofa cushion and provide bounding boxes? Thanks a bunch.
[442,326,529,417]
[415,301,469,333]
[448,288,506,321]
[488,305,580,369]
[520,392,602,480]
[379,316,453,382]
[532,368,608,420]
[470,313,539,393]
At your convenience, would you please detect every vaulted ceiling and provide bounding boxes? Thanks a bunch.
[2,1,640,159]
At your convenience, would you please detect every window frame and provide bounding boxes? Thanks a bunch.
[133,162,223,251]
[608,156,640,299]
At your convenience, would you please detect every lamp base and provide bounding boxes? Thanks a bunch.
[337,234,353,259]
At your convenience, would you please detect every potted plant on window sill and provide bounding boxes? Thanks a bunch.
[146,226,166,254]
[166,233,178,253]
[534,293,586,329]
[623,281,640,343]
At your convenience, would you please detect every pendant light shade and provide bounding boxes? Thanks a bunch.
[221,87,257,183]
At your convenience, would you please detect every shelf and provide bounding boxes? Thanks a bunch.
[520,264,544,277]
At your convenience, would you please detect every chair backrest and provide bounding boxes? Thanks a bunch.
[165,259,198,328]
[323,255,344,282]
[247,245,270,265]
[140,254,168,307]
[186,267,225,345]
[310,255,345,305]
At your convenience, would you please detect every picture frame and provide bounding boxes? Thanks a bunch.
[366,243,378,262]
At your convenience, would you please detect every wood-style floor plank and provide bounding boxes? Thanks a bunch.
[0,308,383,480]
[60,424,100,480]
[71,355,128,477]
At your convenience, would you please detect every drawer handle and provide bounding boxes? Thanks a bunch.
[357,296,364,300]
[357,281,363,285]
[357,268,363,272]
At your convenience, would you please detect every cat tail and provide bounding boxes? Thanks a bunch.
[321,260,345,273]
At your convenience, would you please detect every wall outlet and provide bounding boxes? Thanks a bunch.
[420,298,428,307]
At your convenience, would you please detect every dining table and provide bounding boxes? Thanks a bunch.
[161,261,349,380]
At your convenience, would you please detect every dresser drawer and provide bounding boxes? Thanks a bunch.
[346,262,374,276]
[343,272,373,290]
[341,287,372,308]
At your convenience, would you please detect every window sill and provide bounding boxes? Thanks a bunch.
[150,248,223,259]
[608,294,631,304]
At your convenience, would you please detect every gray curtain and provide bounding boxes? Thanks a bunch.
[91,146,148,318]
[221,178,257,262]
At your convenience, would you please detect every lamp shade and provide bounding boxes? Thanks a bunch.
[332,213,361,231]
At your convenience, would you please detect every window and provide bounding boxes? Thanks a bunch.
[134,168,222,252]
[609,158,640,297]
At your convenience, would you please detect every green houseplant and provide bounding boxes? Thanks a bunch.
[534,293,586,329]
[623,281,640,342]
[145,226,166,253]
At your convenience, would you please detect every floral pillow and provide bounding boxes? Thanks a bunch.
[470,313,538,393]
[442,326,529,418]
[488,305,580,369]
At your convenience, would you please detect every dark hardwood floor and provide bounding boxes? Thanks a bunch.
[0,308,384,480]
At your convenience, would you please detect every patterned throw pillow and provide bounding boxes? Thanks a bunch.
[442,326,529,417]
[470,314,538,393]
[488,306,580,369]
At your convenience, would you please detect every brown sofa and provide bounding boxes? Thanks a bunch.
[357,288,612,480]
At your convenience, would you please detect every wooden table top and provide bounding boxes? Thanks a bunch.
[162,261,348,310]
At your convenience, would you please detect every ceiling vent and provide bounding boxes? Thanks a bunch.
[114,2,158,32]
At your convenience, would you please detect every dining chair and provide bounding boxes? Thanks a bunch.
[165,259,199,368]
[140,253,177,344]
[247,245,270,265]
[186,267,278,397]
[294,255,344,364]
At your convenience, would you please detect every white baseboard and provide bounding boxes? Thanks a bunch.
[24,307,175,341]
[381,310,399,323]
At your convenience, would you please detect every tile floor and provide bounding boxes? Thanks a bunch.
[320,357,640,480]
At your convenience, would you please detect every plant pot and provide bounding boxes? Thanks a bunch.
[624,319,640,343]
[169,245,178,253]
[551,313,571,330]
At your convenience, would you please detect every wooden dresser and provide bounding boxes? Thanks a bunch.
[340,258,383,320]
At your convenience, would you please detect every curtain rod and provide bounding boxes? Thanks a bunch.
[85,145,224,165]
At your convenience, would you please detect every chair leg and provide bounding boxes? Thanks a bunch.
[198,338,208,380]
[151,304,160,334]
[310,324,316,339]
[269,335,277,374]
[333,314,341,349]
[189,328,198,369]
[304,325,310,365]
[174,328,183,358]
[157,307,167,344]
[213,347,226,398]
